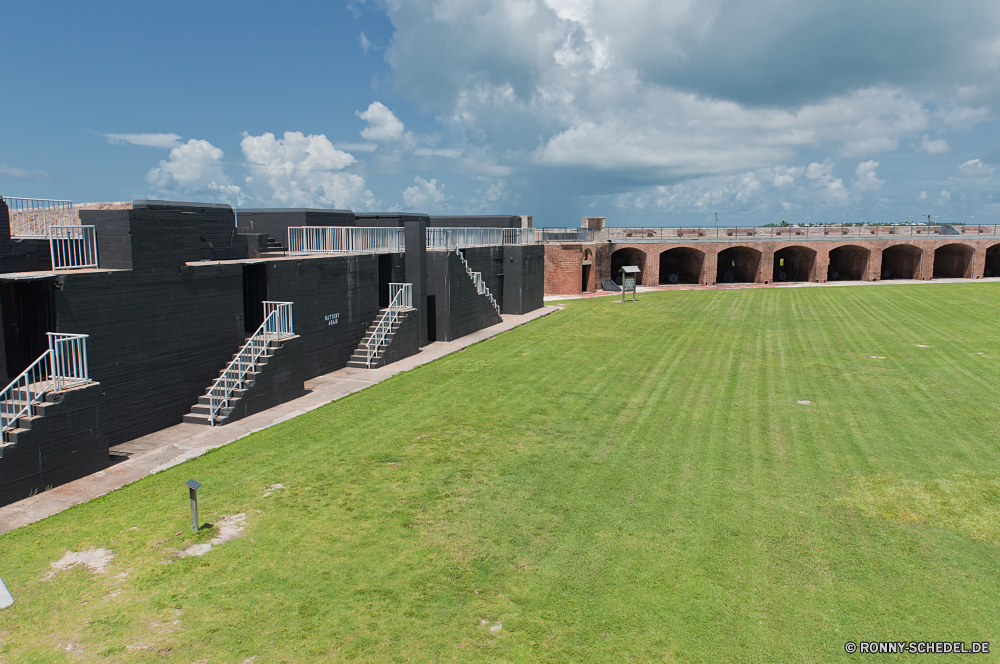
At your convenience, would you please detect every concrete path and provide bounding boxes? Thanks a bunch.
[0,306,561,535]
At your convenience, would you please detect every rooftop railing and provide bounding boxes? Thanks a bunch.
[426,227,537,250]
[533,224,1000,243]
[3,197,76,238]
[287,226,405,255]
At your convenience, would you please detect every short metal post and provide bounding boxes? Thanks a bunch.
[186,479,201,532]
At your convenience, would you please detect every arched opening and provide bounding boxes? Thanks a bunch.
[659,248,704,284]
[610,248,647,285]
[986,244,1000,278]
[716,246,761,283]
[881,244,922,280]
[772,246,816,282]
[933,243,974,278]
[582,249,593,292]
[828,245,870,281]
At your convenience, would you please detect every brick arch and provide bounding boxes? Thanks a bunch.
[881,244,922,279]
[610,247,648,285]
[985,243,1000,277]
[772,245,816,282]
[717,246,761,283]
[659,247,704,284]
[933,243,975,278]
[828,244,870,281]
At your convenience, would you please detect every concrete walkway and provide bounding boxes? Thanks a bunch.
[0,306,561,535]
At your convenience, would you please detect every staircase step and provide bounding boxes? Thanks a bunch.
[183,412,215,426]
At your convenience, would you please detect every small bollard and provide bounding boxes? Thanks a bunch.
[0,577,13,609]
[186,479,201,533]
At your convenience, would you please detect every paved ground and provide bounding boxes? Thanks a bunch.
[543,276,1000,300]
[0,306,561,535]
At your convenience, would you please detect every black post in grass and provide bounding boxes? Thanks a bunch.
[186,479,201,533]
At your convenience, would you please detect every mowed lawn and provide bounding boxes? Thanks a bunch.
[2,283,1000,663]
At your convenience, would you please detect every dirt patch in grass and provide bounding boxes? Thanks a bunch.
[177,513,247,557]
[844,472,1000,544]
[43,548,114,580]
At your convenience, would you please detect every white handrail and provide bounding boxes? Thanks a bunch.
[288,227,405,255]
[206,301,293,426]
[455,250,501,315]
[0,333,91,444]
[365,283,412,368]
[4,197,76,238]
[49,225,98,270]
[427,227,536,250]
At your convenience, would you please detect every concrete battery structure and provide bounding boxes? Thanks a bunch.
[0,197,544,506]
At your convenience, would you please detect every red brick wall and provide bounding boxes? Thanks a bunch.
[543,237,1000,294]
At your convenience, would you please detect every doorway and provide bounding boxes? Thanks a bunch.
[242,264,267,334]
[379,254,392,308]
[1,280,56,378]
[426,295,437,342]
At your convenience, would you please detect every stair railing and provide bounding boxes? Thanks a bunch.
[0,333,91,444]
[455,249,501,316]
[365,283,412,368]
[206,301,293,426]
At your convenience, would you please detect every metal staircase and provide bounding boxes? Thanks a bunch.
[184,302,293,426]
[347,284,413,369]
[455,249,501,316]
[0,333,92,446]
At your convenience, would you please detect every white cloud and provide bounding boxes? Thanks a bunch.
[240,131,374,209]
[919,190,928,200]
[852,160,884,192]
[919,135,951,155]
[959,158,994,178]
[146,139,241,203]
[805,161,849,205]
[0,164,50,181]
[105,133,183,149]
[402,176,448,208]
[357,102,406,142]
[359,31,372,54]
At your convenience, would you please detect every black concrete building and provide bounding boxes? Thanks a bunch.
[0,197,544,506]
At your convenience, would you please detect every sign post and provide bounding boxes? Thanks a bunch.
[186,479,201,533]
[619,266,640,302]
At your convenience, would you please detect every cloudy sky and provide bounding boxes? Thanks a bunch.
[3,0,1000,226]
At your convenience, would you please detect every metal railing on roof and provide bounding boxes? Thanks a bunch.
[426,227,537,250]
[4,197,76,238]
[49,225,98,270]
[533,224,1000,243]
[287,226,405,255]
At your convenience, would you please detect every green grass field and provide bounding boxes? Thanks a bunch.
[2,283,999,663]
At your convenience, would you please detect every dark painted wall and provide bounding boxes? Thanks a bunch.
[0,198,53,274]
[426,251,502,341]
[501,245,545,315]
[404,221,428,346]
[460,246,505,307]
[379,310,421,367]
[355,213,430,228]
[0,383,108,506]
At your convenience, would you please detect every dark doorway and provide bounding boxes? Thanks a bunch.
[242,264,267,334]
[610,248,647,285]
[582,263,592,292]
[1,280,56,379]
[772,246,816,282]
[828,245,869,281]
[933,243,974,278]
[986,244,1000,277]
[426,295,437,342]
[378,254,392,308]
[716,247,761,283]
[881,245,922,279]
[659,248,704,284]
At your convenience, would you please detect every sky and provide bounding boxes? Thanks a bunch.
[3,0,1000,227]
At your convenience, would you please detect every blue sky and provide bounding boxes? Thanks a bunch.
[3,0,1000,227]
